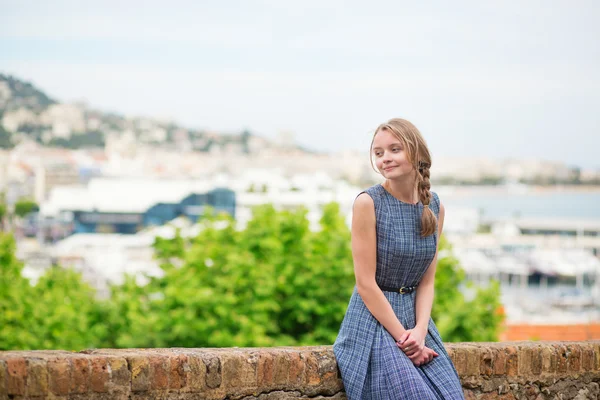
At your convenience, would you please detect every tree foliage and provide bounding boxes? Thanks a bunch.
[0,233,103,350]
[0,233,37,349]
[48,131,105,149]
[0,204,504,350]
[14,199,39,218]
[0,126,13,149]
[103,204,356,348]
[431,236,504,342]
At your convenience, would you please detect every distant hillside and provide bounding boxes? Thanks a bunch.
[0,74,306,153]
[0,74,56,113]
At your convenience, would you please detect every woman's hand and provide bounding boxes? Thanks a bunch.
[396,328,438,366]
[409,346,438,367]
[397,328,425,357]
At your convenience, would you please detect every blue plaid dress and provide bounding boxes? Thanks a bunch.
[333,184,464,399]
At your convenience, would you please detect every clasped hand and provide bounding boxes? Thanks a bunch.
[396,329,438,367]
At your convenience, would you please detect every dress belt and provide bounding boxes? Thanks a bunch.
[378,284,418,294]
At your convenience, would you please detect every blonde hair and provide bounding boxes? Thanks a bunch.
[370,118,436,237]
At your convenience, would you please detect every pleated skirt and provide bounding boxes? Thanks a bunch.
[333,287,465,400]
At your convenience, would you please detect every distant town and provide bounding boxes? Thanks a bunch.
[1,73,599,193]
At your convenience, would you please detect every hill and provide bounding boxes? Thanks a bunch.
[0,74,302,154]
[0,73,57,114]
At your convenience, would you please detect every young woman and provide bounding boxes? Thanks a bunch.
[333,118,464,399]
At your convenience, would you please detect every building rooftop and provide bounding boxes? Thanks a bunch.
[41,177,217,216]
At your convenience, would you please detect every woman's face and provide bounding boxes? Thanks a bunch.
[372,129,414,179]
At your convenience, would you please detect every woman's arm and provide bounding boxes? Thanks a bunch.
[414,201,445,336]
[352,193,406,341]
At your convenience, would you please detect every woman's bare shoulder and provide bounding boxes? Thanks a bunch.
[354,191,374,207]
[353,192,375,223]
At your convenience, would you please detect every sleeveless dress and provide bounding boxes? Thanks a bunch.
[333,184,464,400]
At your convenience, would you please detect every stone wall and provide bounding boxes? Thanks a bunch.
[0,341,598,399]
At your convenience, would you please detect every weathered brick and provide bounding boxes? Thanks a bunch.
[518,346,533,376]
[582,346,595,371]
[128,355,150,392]
[531,345,542,375]
[303,352,321,386]
[273,351,290,385]
[556,344,568,373]
[505,346,518,377]
[0,360,7,397]
[464,347,480,376]
[26,359,48,396]
[184,354,206,391]
[494,346,507,376]
[446,346,456,367]
[107,357,130,390]
[222,352,257,390]
[48,358,70,395]
[566,343,582,372]
[288,351,304,386]
[149,355,169,390]
[593,342,600,370]
[6,357,26,395]
[541,344,557,374]
[90,356,109,393]
[71,356,91,394]
[169,354,187,390]
[517,344,542,377]
[452,348,467,376]
[257,351,275,388]
[202,354,221,389]
[315,349,339,388]
[480,347,494,376]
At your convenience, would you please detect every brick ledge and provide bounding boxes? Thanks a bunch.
[1,341,599,399]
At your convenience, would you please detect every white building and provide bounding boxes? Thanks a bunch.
[39,103,86,138]
[2,108,37,132]
[226,169,360,230]
[40,170,363,232]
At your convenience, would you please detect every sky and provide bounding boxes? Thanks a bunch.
[1,0,599,168]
